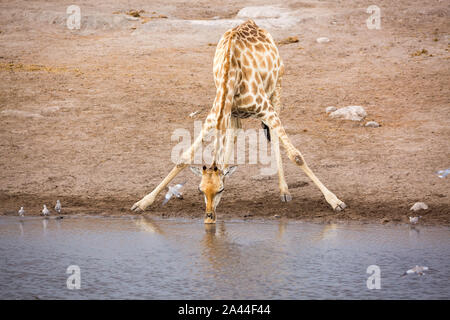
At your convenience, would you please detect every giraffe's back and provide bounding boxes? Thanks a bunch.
[213,20,284,118]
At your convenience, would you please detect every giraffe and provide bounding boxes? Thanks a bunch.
[131,19,346,223]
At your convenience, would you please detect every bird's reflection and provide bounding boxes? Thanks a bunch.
[409,225,420,237]
[55,217,62,231]
[18,220,24,236]
[42,218,48,234]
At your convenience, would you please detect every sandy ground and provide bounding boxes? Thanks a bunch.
[0,0,449,225]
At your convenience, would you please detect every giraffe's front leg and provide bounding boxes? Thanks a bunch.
[131,164,187,212]
[131,121,214,212]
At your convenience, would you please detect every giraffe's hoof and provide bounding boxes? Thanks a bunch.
[131,200,145,213]
[334,202,347,211]
[280,193,292,202]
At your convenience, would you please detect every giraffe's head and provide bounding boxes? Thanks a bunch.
[190,164,237,224]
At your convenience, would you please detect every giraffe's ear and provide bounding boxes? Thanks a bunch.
[223,166,237,177]
[189,166,203,177]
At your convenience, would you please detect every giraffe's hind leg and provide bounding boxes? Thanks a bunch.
[258,97,346,211]
[270,83,292,202]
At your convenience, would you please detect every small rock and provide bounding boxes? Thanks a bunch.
[325,106,337,114]
[365,121,380,128]
[329,106,367,121]
[126,9,144,18]
[316,37,330,43]
[410,202,428,211]
[125,16,140,21]
[411,49,428,57]
[278,36,299,45]
[380,217,390,224]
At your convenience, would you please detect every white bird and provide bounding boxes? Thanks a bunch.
[402,265,430,276]
[162,182,186,205]
[437,168,450,178]
[18,207,25,217]
[189,110,201,118]
[55,200,61,214]
[409,216,422,224]
[316,37,330,43]
[42,205,50,216]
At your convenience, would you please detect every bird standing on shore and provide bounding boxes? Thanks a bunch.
[42,205,50,216]
[162,182,186,205]
[55,200,61,214]
[409,216,421,224]
[18,207,25,217]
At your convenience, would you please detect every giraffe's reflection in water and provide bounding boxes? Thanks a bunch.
[2,216,449,299]
[199,221,291,298]
[135,216,290,296]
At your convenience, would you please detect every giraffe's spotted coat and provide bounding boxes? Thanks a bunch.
[212,20,284,121]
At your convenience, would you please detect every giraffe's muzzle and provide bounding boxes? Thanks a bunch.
[204,212,216,224]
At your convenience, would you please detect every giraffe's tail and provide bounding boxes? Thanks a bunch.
[261,122,271,141]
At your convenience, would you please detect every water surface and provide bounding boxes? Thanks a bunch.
[0,216,449,299]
